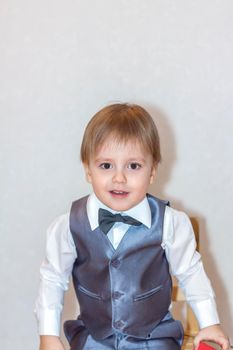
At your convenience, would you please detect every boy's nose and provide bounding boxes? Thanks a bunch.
[112,170,127,183]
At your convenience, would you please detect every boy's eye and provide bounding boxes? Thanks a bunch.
[99,163,112,169]
[128,162,141,170]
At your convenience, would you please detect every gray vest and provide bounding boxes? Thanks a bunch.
[64,194,182,343]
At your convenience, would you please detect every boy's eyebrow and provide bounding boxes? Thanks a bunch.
[94,157,147,163]
[127,158,146,163]
[94,158,114,162]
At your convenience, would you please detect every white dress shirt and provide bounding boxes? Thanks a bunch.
[35,193,220,336]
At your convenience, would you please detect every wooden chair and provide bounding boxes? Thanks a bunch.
[171,218,220,350]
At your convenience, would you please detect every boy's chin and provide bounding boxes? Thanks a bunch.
[100,200,131,212]
[105,200,142,212]
[96,192,147,211]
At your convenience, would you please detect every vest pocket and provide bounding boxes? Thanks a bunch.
[78,285,102,300]
[134,285,163,301]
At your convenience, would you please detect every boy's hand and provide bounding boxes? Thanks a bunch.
[39,335,65,350]
[193,324,230,350]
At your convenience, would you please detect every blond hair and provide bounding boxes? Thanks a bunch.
[81,103,161,165]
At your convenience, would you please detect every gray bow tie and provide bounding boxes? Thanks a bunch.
[98,208,142,234]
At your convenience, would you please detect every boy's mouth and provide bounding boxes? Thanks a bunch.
[110,190,129,197]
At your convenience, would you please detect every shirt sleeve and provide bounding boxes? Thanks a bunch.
[34,213,77,336]
[163,206,220,329]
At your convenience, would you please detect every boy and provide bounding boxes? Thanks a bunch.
[35,103,229,350]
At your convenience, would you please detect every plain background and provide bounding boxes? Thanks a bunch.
[0,1,233,349]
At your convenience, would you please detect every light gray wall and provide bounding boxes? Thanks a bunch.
[0,1,232,349]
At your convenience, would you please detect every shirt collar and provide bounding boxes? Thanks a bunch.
[87,192,151,230]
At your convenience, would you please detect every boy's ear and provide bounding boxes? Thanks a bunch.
[83,163,92,184]
[150,165,157,184]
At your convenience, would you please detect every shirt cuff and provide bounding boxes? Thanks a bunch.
[189,298,220,329]
[36,308,61,336]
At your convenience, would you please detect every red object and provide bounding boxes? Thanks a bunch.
[198,342,216,350]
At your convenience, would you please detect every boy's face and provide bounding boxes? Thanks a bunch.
[83,138,156,211]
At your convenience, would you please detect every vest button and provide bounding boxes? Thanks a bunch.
[112,291,123,300]
[111,259,120,268]
[114,320,124,329]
